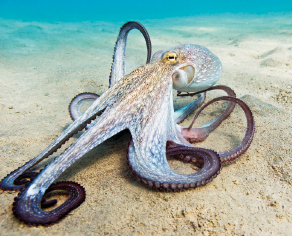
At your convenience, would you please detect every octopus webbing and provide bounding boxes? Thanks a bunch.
[0,21,255,225]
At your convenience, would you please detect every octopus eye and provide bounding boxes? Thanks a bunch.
[167,54,176,61]
[163,51,178,64]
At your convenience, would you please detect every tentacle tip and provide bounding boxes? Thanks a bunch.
[0,183,24,192]
[12,181,86,226]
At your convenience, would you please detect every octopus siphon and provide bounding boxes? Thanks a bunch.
[0,21,255,225]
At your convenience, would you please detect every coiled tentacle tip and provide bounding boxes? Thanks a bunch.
[0,171,40,191]
[12,181,86,226]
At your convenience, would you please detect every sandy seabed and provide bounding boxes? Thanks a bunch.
[0,14,292,235]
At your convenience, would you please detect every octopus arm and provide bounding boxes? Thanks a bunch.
[10,98,133,225]
[109,21,152,87]
[127,139,221,191]
[69,21,152,123]
[177,87,254,165]
[127,86,221,190]
[0,89,114,191]
[181,96,254,165]
[180,85,236,142]
[127,94,254,191]
[214,96,254,165]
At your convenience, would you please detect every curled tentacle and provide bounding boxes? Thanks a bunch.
[9,94,133,225]
[0,172,39,191]
[169,148,205,168]
[41,198,58,209]
[13,181,85,225]
[13,172,39,187]
[126,141,221,191]
[69,92,101,121]
[180,85,236,143]
[109,21,152,87]
[187,96,255,165]
[165,146,221,189]
[0,167,42,191]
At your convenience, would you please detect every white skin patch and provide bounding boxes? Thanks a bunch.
[26,184,46,196]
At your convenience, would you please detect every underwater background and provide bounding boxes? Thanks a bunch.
[0,0,292,22]
[0,0,292,235]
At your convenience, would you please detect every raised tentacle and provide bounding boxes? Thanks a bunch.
[13,181,85,225]
[68,21,152,122]
[68,21,151,123]
[109,21,152,87]
[180,85,236,143]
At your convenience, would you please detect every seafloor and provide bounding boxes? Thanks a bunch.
[0,14,292,235]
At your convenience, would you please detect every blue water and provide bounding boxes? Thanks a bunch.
[0,0,291,22]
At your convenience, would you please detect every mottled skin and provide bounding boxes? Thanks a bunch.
[0,22,254,225]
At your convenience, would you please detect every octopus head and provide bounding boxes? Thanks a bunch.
[151,44,222,93]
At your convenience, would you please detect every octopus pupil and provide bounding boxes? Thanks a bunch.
[168,56,175,60]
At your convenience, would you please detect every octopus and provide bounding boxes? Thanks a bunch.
[0,21,254,225]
